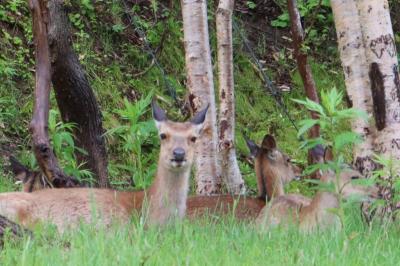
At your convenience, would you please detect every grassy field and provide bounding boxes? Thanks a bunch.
[0,204,399,266]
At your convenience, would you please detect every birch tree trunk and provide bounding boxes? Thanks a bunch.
[216,0,245,194]
[357,0,400,166]
[331,0,378,177]
[181,0,221,195]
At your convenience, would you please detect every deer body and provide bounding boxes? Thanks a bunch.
[5,134,299,224]
[0,101,208,231]
[185,135,301,220]
[256,152,378,232]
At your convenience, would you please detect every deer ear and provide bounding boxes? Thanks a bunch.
[245,137,259,158]
[261,134,276,150]
[9,156,30,182]
[152,100,167,130]
[191,104,209,135]
[323,146,334,162]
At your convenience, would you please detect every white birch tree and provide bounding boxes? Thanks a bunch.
[216,0,245,194]
[357,0,400,166]
[181,0,221,195]
[331,0,378,177]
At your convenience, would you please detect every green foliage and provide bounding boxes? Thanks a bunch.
[105,94,158,189]
[294,87,373,228]
[48,110,94,182]
[293,88,365,154]
[370,155,400,219]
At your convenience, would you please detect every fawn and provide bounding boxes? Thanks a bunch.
[0,101,208,231]
[256,147,378,232]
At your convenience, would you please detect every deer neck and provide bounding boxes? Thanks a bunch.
[265,170,285,200]
[146,161,191,225]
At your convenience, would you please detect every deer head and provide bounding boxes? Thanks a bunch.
[246,134,301,200]
[9,156,52,192]
[152,100,208,172]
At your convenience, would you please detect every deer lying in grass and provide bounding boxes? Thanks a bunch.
[256,148,378,232]
[10,134,301,222]
[186,134,301,220]
[0,101,208,231]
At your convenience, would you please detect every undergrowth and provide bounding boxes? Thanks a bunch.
[0,207,399,266]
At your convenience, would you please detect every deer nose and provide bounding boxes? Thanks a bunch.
[173,148,185,161]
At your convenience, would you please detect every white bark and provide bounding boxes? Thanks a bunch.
[357,0,400,164]
[181,0,221,195]
[216,0,245,194]
[331,0,377,177]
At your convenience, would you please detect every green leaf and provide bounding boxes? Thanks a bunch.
[334,132,361,151]
[297,119,318,138]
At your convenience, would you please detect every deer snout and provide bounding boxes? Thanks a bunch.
[173,148,186,162]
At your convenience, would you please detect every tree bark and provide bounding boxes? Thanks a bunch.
[287,0,323,166]
[28,0,76,187]
[331,0,378,177]
[181,0,222,195]
[357,0,400,166]
[47,0,109,187]
[216,0,245,194]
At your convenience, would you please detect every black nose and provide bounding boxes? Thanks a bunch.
[173,148,185,161]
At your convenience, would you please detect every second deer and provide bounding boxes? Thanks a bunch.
[256,147,378,232]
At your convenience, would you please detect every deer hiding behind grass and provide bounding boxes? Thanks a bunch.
[256,147,379,232]
[0,101,208,231]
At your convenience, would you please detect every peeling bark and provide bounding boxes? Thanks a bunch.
[216,0,245,194]
[181,0,221,195]
[287,0,323,168]
[48,0,109,187]
[331,0,377,177]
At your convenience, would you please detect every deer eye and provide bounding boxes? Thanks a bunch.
[190,136,197,143]
[351,176,359,180]
[160,133,167,140]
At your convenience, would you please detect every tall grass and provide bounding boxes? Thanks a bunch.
[0,206,399,266]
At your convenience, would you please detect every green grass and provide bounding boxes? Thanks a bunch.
[1,206,399,266]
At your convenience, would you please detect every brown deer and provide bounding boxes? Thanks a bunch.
[9,134,301,222]
[256,147,378,232]
[185,134,302,220]
[0,101,208,231]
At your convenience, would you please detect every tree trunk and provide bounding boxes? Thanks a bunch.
[216,0,245,194]
[287,0,323,167]
[181,0,221,195]
[47,0,109,187]
[357,0,400,165]
[28,0,76,187]
[331,0,378,177]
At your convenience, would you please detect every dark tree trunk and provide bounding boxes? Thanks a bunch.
[47,0,109,187]
[28,0,76,187]
[0,215,32,245]
[287,0,323,168]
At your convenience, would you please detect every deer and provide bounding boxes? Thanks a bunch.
[0,101,208,231]
[256,147,379,232]
[185,134,302,220]
[9,134,301,222]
